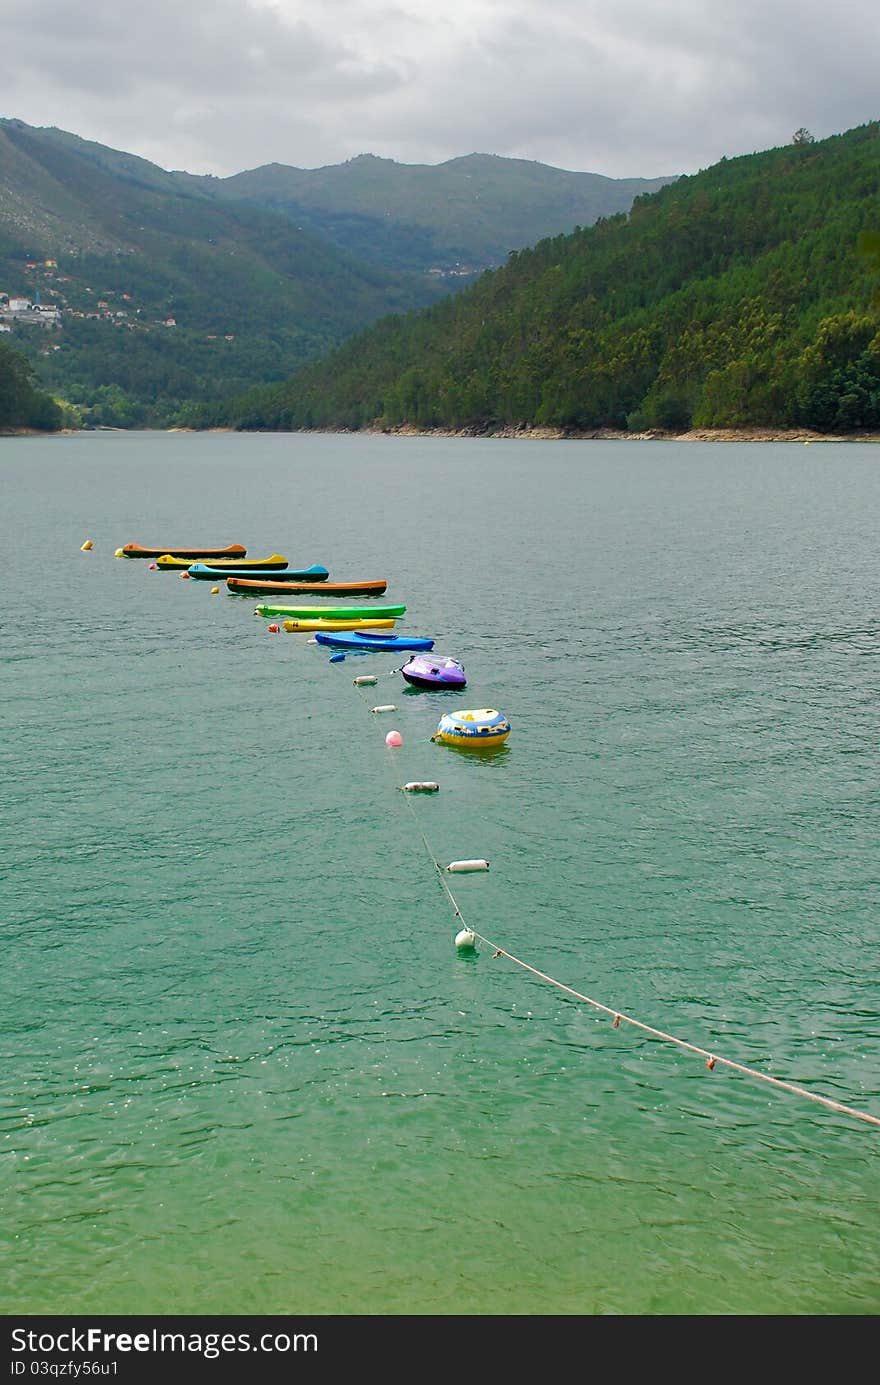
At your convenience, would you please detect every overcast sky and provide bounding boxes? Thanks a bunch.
[1,0,878,179]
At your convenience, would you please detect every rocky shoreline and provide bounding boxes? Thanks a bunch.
[363,423,880,443]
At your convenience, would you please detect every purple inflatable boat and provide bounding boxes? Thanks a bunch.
[400,654,467,691]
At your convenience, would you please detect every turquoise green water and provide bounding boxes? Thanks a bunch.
[2,430,879,1316]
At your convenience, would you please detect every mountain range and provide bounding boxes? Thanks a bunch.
[199,151,675,274]
[0,118,675,426]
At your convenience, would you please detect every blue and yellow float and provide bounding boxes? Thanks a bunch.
[432,708,511,748]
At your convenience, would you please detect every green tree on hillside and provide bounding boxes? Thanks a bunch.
[857,230,880,307]
[0,340,63,430]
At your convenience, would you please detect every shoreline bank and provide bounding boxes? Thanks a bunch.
[359,423,880,443]
[5,424,880,443]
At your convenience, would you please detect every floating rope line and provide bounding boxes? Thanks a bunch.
[469,936,880,1130]
[348,674,880,1133]
[397,774,469,917]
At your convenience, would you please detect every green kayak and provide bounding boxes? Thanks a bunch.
[255,602,406,620]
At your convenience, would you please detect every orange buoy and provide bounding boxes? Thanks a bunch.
[268,623,280,633]
[179,571,190,580]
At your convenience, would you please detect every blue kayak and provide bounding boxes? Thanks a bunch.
[314,630,435,652]
[187,562,330,582]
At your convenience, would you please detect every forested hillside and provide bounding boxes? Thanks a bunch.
[207,123,880,436]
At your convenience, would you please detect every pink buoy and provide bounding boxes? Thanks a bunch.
[149,562,156,570]
[385,730,403,747]
[268,623,280,633]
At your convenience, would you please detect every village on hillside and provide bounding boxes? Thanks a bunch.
[0,259,235,341]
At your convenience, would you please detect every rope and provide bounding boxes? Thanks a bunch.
[471,936,880,1130]
[348,670,880,1133]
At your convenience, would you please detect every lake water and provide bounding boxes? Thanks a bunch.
[2,429,879,1317]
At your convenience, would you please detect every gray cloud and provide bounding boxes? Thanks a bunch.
[0,0,877,177]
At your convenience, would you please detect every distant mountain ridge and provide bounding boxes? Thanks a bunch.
[0,118,675,281]
[205,151,676,273]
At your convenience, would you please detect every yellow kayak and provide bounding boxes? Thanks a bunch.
[282,618,396,633]
[156,552,288,571]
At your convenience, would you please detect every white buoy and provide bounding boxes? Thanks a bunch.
[455,929,477,950]
[353,675,378,686]
[370,704,397,713]
[446,859,489,873]
[400,782,440,793]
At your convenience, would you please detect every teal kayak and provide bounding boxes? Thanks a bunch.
[189,562,329,582]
